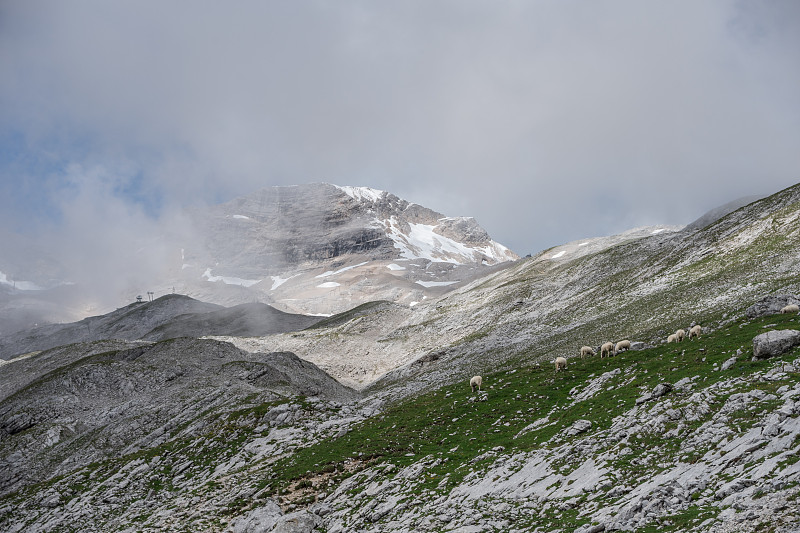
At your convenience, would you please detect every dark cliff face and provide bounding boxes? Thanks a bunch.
[281,228,395,263]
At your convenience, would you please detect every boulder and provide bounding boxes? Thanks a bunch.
[746,294,800,319]
[273,511,323,533]
[652,382,673,399]
[231,500,283,533]
[752,330,800,359]
[565,419,592,436]
[637,383,672,405]
[630,342,654,351]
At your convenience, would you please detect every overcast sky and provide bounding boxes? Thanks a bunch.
[2,0,799,261]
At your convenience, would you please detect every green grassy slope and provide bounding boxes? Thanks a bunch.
[275,312,800,489]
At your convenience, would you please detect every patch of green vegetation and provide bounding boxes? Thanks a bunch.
[227,399,290,421]
[636,503,718,532]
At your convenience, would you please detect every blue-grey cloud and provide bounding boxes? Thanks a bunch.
[1,0,798,260]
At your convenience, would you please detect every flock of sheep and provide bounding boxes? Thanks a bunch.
[564,325,702,373]
[469,304,800,391]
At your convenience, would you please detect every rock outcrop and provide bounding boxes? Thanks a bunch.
[752,329,800,359]
[746,294,800,319]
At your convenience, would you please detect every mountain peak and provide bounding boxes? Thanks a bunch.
[331,184,387,203]
[171,183,518,314]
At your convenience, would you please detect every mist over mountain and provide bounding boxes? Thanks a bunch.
[0,183,518,329]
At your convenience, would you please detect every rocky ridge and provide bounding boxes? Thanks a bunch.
[0,294,329,361]
[0,337,359,497]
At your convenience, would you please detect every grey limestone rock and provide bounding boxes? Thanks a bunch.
[230,504,326,533]
[752,330,800,359]
[636,383,672,405]
[630,342,654,351]
[652,382,673,399]
[565,419,592,436]
[231,500,283,533]
[273,511,323,533]
[746,294,800,319]
[575,525,606,533]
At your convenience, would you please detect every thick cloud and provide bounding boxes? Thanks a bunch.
[1,0,799,262]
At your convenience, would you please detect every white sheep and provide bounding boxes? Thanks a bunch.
[600,342,614,358]
[781,304,799,314]
[470,376,483,392]
[580,346,596,359]
[675,329,686,342]
[555,357,567,371]
[615,340,631,354]
[667,334,678,343]
[689,325,702,339]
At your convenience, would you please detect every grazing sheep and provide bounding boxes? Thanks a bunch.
[689,325,702,339]
[667,334,678,343]
[555,357,567,371]
[781,304,799,314]
[470,376,483,392]
[675,329,686,342]
[600,342,614,358]
[580,346,596,359]
[615,340,631,354]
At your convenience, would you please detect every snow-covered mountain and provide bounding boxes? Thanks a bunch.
[169,183,518,315]
[0,183,518,329]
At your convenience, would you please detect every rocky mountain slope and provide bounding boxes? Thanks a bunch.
[0,294,219,360]
[0,337,359,499]
[141,301,323,342]
[211,183,799,391]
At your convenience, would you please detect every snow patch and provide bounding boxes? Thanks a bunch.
[270,274,299,291]
[378,218,513,265]
[386,264,406,271]
[202,268,261,287]
[232,214,251,220]
[438,216,474,222]
[317,282,341,288]
[551,250,567,259]
[315,262,368,278]
[578,242,589,246]
[416,280,458,288]
[651,228,667,234]
[334,185,385,203]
